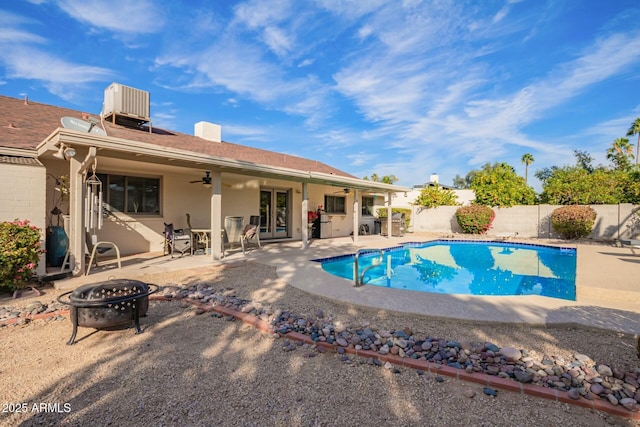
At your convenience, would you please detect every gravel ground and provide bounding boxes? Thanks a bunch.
[0,261,638,427]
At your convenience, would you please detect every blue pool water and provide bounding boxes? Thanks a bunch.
[315,240,577,301]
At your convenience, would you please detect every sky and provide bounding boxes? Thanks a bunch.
[1,0,640,192]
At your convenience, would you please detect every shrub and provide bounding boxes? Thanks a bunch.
[455,205,495,234]
[414,185,459,208]
[551,205,597,239]
[0,220,43,290]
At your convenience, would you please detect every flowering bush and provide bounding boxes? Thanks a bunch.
[0,219,43,290]
[551,205,597,239]
[307,211,319,222]
[455,205,495,234]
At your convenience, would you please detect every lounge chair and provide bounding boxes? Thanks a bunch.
[86,232,122,275]
[618,239,640,255]
[495,232,518,241]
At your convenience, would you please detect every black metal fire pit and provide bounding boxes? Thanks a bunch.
[57,279,158,345]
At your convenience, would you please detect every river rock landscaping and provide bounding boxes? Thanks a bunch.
[2,273,638,420]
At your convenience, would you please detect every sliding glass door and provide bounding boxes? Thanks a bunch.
[259,188,290,239]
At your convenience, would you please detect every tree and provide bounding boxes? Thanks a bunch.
[470,162,536,207]
[381,174,398,184]
[452,170,478,189]
[573,149,594,173]
[452,174,467,189]
[538,167,626,204]
[363,173,398,184]
[627,117,640,167]
[521,153,534,184]
[606,137,634,171]
[534,166,559,185]
[414,184,459,208]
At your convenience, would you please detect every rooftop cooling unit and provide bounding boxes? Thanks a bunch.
[102,83,150,125]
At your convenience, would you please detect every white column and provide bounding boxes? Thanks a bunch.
[353,189,359,245]
[301,182,309,249]
[210,170,223,260]
[69,156,84,275]
[387,192,393,238]
[69,147,96,276]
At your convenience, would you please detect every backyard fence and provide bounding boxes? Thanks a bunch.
[409,204,640,240]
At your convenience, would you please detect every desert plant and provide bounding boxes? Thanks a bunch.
[551,205,597,239]
[0,220,43,290]
[455,205,495,234]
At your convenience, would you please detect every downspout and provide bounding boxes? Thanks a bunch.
[69,147,96,275]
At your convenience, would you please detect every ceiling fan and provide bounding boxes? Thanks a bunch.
[332,188,350,194]
[190,171,212,187]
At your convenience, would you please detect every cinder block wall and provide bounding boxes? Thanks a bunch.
[411,204,640,240]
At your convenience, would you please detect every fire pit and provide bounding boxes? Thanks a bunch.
[57,279,158,345]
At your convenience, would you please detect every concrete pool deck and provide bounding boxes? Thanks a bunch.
[53,233,640,334]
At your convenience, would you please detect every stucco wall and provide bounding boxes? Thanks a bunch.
[411,204,640,240]
[91,166,376,255]
[0,161,47,275]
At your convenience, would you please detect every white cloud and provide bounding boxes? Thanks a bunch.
[347,151,376,167]
[263,26,293,57]
[297,58,314,68]
[1,47,113,84]
[56,0,165,34]
[232,0,292,28]
[155,38,333,125]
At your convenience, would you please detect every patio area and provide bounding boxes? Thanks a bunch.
[51,233,640,334]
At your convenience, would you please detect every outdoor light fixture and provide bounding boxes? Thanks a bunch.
[53,143,77,160]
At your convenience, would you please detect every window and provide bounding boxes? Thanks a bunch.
[324,195,346,214]
[362,196,374,216]
[97,173,160,215]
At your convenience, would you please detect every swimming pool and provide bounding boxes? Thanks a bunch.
[315,240,577,301]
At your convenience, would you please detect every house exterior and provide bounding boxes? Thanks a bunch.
[392,182,475,209]
[0,85,409,277]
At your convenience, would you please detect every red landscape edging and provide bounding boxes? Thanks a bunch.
[2,295,637,420]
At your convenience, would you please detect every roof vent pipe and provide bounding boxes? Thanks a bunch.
[195,121,221,143]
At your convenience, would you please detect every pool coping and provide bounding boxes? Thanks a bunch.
[253,236,640,335]
[311,239,577,301]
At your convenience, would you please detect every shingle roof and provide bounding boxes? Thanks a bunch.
[0,95,354,178]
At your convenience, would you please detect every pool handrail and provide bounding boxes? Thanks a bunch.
[354,248,383,287]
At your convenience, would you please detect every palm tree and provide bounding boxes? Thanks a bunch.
[363,173,398,184]
[606,137,634,171]
[381,174,398,184]
[521,153,534,184]
[627,117,640,167]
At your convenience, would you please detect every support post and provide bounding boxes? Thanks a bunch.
[353,189,359,245]
[302,182,309,249]
[210,170,223,260]
[69,147,96,276]
[387,192,393,238]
